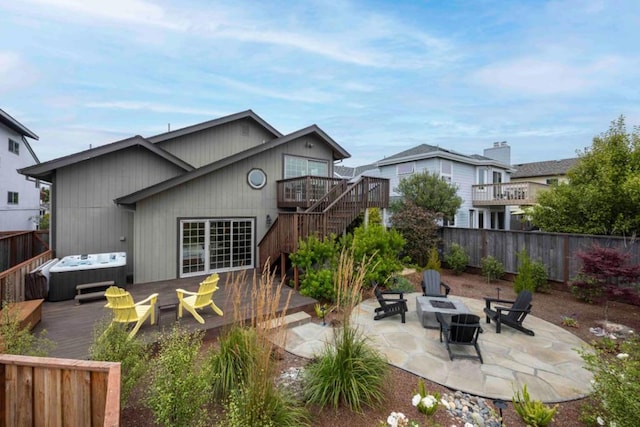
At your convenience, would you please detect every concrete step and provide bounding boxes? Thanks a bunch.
[259,311,312,330]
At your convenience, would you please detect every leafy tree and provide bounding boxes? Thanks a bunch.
[392,171,462,221]
[390,201,441,266]
[531,116,640,235]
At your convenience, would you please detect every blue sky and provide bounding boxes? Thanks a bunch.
[2,0,639,166]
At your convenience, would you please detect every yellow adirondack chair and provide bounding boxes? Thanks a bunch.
[104,286,159,339]
[176,273,223,324]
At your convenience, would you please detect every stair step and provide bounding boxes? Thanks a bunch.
[259,311,311,330]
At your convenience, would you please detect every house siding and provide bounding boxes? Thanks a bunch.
[133,137,333,283]
[53,146,186,275]
[0,127,40,231]
[155,118,277,168]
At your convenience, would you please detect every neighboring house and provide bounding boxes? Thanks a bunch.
[374,141,518,230]
[509,158,578,229]
[511,158,578,185]
[342,141,549,230]
[0,109,41,231]
[20,110,387,285]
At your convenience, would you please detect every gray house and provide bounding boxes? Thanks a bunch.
[20,110,388,285]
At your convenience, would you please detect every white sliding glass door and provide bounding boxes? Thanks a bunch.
[180,218,254,277]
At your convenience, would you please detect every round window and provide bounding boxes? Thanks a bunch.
[247,168,267,189]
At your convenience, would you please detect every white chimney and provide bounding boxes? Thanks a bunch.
[484,141,511,165]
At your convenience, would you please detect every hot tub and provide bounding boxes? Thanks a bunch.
[48,252,127,302]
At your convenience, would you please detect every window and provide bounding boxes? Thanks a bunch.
[284,155,328,178]
[477,168,486,185]
[8,139,19,155]
[546,178,558,185]
[7,191,19,204]
[440,160,452,183]
[247,168,267,189]
[396,162,414,175]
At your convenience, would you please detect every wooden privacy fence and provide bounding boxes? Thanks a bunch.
[442,228,640,284]
[0,354,120,426]
[0,231,49,272]
[0,249,53,302]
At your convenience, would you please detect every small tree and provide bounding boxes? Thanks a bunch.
[392,171,462,222]
[425,246,441,272]
[569,244,640,319]
[481,256,505,283]
[513,249,536,293]
[390,201,440,266]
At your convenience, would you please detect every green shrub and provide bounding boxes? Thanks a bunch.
[145,326,212,427]
[481,256,505,283]
[304,325,389,412]
[0,302,54,356]
[340,223,405,287]
[512,384,558,426]
[367,207,383,225]
[425,246,441,271]
[387,275,415,293]
[531,261,550,292]
[579,337,640,427]
[298,269,335,301]
[224,381,310,427]
[290,234,338,271]
[89,319,149,407]
[569,274,604,303]
[444,243,469,275]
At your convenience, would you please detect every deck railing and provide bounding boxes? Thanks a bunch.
[0,354,121,426]
[259,176,389,269]
[0,249,53,303]
[471,182,548,206]
[0,230,50,272]
[276,176,347,209]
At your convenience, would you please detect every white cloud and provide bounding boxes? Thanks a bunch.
[24,0,186,30]
[0,52,38,94]
[472,56,623,96]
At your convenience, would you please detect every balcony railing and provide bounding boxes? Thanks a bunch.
[471,182,548,206]
[276,176,347,209]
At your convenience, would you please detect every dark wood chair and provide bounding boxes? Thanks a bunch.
[483,290,534,336]
[373,284,407,323]
[421,269,451,297]
[437,313,483,363]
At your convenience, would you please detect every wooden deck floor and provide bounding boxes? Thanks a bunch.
[33,271,316,360]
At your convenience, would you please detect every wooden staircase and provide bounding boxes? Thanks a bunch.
[258,176,389,271]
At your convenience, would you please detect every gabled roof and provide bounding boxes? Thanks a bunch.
[377,143,513,170]
[148,109,282,143]
[511,158,578,179]
[335,163,378,178]
[115,124,350,207]
[0,108,39,140]
[19,135,194,182]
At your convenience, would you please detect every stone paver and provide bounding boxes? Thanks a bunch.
[282,293,593,403]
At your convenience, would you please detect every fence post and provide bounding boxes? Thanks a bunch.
[563,235,570,285]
